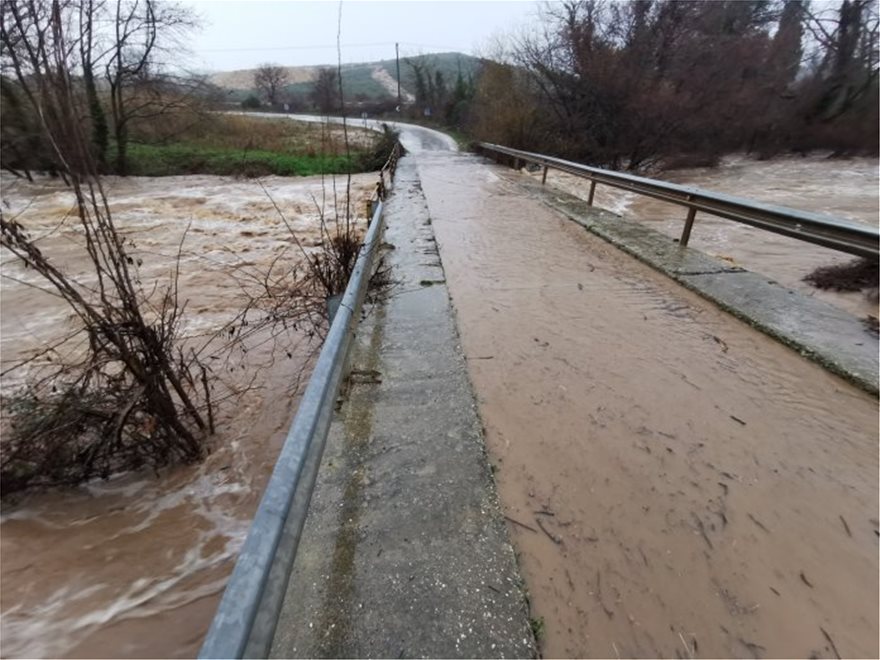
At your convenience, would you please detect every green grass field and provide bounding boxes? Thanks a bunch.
[123,143,359,177]
[123,114,386,177]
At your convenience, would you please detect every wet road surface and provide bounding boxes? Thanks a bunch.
[412,148,878,658]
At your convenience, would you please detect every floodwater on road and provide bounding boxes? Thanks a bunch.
[418,151,879,658]
[526,153,879,319]
[0,172,373,658]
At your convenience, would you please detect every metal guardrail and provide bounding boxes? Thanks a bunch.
[477,142,879,260]
[199,144,401,659]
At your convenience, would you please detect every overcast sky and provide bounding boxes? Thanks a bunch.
[182,0,543,71]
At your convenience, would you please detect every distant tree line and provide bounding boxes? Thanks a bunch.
[239,56,480,129]
[405,57,477,129]
[243,62,417,118]
[466,0,878,170]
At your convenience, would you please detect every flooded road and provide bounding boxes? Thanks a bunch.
[528,154,879,319]
[418,151,879,658]
[0,172,373,657]
[2,122,877,659]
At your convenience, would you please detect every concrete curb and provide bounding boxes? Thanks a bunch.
[270,156,537,659]
[513,174,879,396]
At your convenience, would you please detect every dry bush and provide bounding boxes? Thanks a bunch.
[0,0,289,496]
[803,257,879,292]
[471,0,878,169]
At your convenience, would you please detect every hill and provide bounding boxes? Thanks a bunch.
[209,52,483,104]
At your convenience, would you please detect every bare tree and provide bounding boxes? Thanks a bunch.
[253,62,289,107]
[0,0,210,493]
[79,0,109,168]
[470,0,877,168]
[104,0,197,174]
[1,0,201,177]
[804,0,879,121]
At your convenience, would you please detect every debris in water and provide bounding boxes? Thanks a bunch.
[839,515,852,538]
[694,513,714,549]
[678,632,696,659]
[738,637,766,659]
[730,415,747,426]
[747,513,770,533]
[505,515,539,533]
[711,335,729,352]
[820,626,842,660]
[799,571,814,588]
[804,257,878,293]
[535,517,563,545]
[595,571,614,619]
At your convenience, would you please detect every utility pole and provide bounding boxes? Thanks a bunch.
[395,42,401,110]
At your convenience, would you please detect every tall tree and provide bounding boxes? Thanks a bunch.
[253,62,288,106]
[79,0,109,168]
[101,0,196,175]
[310,67,339,114]
[769,0,805,87]
[806,0,879,121]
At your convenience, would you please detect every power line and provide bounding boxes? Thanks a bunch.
[193,41,468,54]
[195,41,397,53]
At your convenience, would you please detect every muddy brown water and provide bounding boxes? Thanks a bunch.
[526,154,879,319]
[417,152,879,658]
[0,172,373,658]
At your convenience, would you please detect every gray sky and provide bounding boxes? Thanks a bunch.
[182,0,543,71]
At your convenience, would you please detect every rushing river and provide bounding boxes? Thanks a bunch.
[530,153,879,318]
[0,172,373,658]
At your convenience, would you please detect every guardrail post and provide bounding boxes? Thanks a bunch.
[680,207,697,246]
[541,166,549,185]
[587,180,597,206]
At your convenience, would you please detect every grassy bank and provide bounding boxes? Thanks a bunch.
[124,143,358,177]
[123,113,386,177]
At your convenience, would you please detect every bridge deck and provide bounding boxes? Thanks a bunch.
[266,122,877,659]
